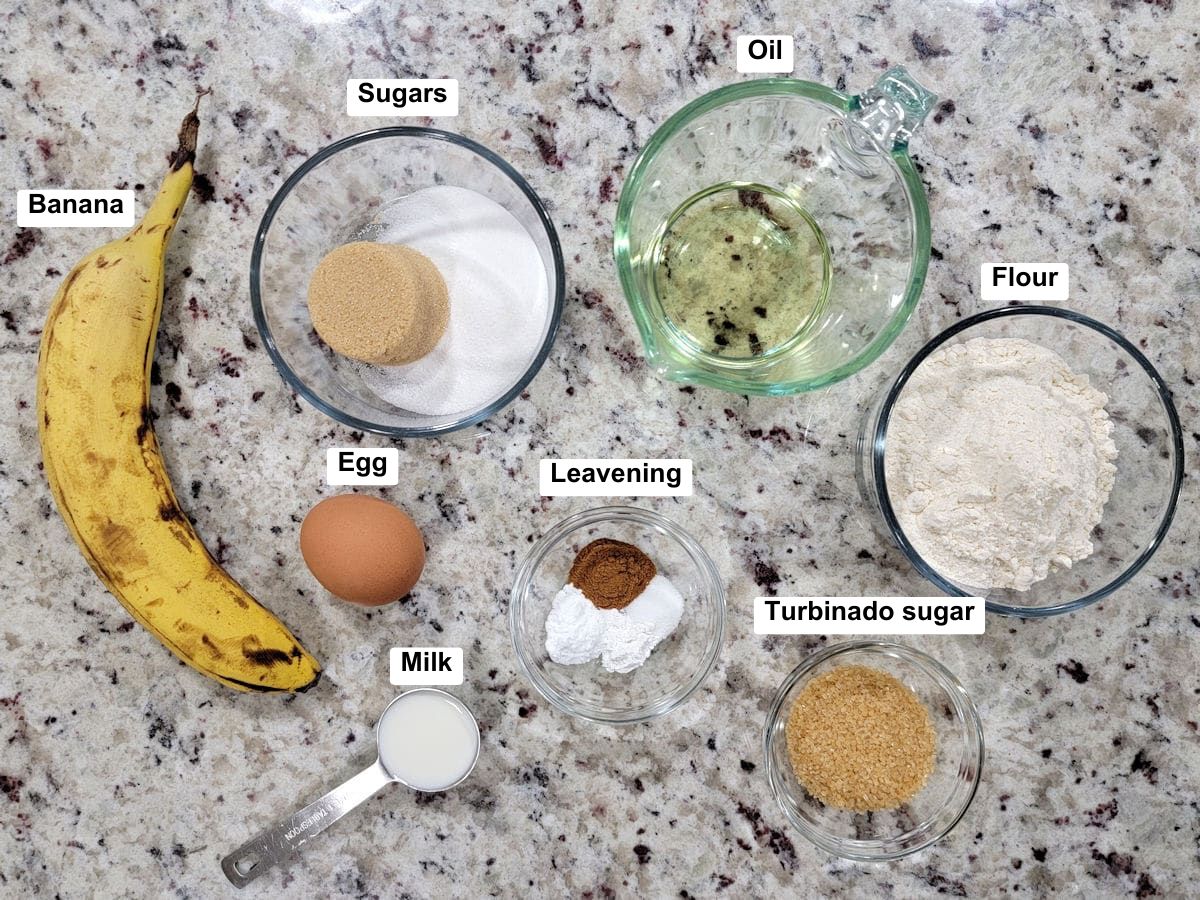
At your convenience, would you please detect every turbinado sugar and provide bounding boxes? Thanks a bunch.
[785,664,935,811]
[307,241,449,365]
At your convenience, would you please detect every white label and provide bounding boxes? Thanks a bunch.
[736,35,794,73]
[326,448,399,485]
[539,459,692,497]
[346,79,459,117]
[980,263,1069,302]
[17,190,135,228]
[754,597,985,635]
[389,647,464,685]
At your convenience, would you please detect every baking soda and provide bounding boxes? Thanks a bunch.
[351,185,550,416]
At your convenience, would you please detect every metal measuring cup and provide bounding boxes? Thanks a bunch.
[220,688,480,888]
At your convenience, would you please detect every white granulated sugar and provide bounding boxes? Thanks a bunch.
[351,185,549,416]
[885,336,1118,592]
[544,575,686,673]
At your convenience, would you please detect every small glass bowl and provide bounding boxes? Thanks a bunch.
[764,641,983,861]
[510,506,725,724]
[250,127,565,438]
[857,306,1184,616]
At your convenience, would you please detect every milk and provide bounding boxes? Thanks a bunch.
[376,690,479,791]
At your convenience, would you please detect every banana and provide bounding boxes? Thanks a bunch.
[37,97,321,693]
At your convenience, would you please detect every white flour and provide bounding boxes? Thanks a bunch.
[351,185,549,416]
[885,337,1118,591]
[544,575,684,673]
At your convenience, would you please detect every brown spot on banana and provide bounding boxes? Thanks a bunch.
[135,406,153,445]
[59,267,82,296]
[201,569,251,608]
[83,451,117,479]
[84,552,130,592]
[166,524,194,551]
[98,520,148,568]
[224,675,291,693]
[201,634,225,659]
[241,640,294,667]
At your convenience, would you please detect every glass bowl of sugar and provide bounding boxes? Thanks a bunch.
[510,506,726,724]
[764,641,984,861]
[251,128,565,437]
[857,306,1184,616]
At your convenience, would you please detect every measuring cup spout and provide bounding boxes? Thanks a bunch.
[848,66,938,150]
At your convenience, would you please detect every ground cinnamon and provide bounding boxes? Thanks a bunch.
[568,539,656,610]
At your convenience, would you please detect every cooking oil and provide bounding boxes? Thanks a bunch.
[650,182,830,358]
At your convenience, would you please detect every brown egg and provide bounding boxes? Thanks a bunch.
[299,494,425,606]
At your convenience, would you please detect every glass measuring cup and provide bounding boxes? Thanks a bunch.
[220,689,480,888]
[614,68,936,395]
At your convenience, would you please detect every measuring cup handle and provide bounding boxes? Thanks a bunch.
[221,760,392,888]
[848,66,937,150]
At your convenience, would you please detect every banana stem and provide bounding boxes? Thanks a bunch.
[141,92,209,232]
[168,87,210,172]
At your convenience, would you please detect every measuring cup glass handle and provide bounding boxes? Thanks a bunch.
[221,760,393,888]
[848,66,938,150]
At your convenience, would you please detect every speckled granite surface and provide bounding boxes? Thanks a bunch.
[1,1,1197,896]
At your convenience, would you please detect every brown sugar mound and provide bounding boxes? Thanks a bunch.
[568,539,657,610]
[307,241,449,365]
[785,664,936,811]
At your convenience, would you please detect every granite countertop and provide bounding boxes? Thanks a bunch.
[2,1,1197,896]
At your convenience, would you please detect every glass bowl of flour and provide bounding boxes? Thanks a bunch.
[510,506,726,724]
[858,306,1184,616]
[252,128,564,437]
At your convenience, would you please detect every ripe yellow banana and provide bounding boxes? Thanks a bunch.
[37,98,321,693]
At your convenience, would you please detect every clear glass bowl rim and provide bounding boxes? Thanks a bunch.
[249,126,566,438]
[871,305,1185,617]
[612,77,932,395]
[763,639,985,861]
[509,505,727,725]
